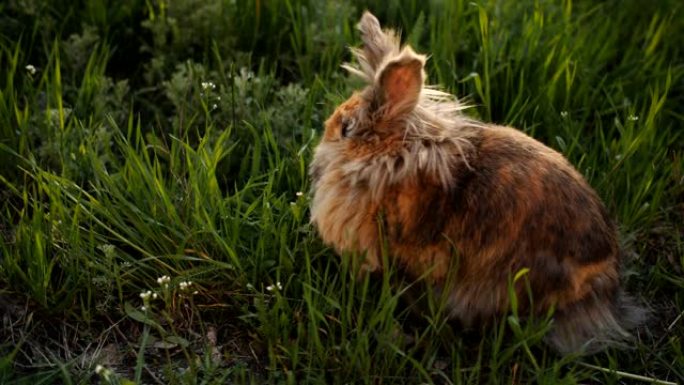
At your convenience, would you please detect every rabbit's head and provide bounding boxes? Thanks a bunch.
[309,12,477,269]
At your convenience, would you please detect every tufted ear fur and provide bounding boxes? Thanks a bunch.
[358,12,400,71]
[374,46,426,120]
[344,12,402,82]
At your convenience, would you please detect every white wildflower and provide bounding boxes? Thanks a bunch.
[201,81,216,91]
[628,115,639,121]
[95,364,113,380]
[296,191,303,197]
[560,111,568,118]
[157,275,171,286]
[25,64,36,75]
[139,290,152,300]
[266,281,283,291]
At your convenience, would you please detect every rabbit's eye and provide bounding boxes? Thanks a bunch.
[341,118,354,138]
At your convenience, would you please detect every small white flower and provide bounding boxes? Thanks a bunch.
[628,115,639,121]
[211,103,218,110]
[201,81,216,91]
[246,283,254,289]
[95,365,113,380]
[192,290,198,295]
[139,290,152,300]
[141,306,147,311]
[152,293,158,299]
[157,275,171,285]
[179,281,193,290]
[560,111,568,118]
[267,281,283,291]
[25,64,36,75]
[296,191,303,197]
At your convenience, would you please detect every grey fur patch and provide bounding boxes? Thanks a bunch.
[547,291,649,354]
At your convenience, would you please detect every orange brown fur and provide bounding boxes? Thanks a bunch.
[310,12,645,354]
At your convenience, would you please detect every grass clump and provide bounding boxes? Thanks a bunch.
[1,0,683,384]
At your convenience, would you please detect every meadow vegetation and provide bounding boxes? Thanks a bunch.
[0,0,683,383]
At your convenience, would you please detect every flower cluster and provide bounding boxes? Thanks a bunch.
[139,290,158,301]
[139,276,199,311]
[201,81,216,91]
[200,80,220,110]
[179,280,198,294]
[266,281,283,291]
[157,275,171,287]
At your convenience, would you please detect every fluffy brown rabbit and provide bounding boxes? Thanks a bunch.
[309,11,645,354]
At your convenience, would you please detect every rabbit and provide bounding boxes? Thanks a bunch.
[309,11,646,354]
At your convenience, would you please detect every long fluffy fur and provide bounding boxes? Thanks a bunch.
[548,291,648,354]
[341,12,483,193]
[310,11,646,354]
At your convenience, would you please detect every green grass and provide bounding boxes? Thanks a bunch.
[1,0,683,383]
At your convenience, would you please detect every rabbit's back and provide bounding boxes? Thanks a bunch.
[381,126,621,326]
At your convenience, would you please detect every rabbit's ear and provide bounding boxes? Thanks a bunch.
[357,12,400,72]
[375,47,425,119]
